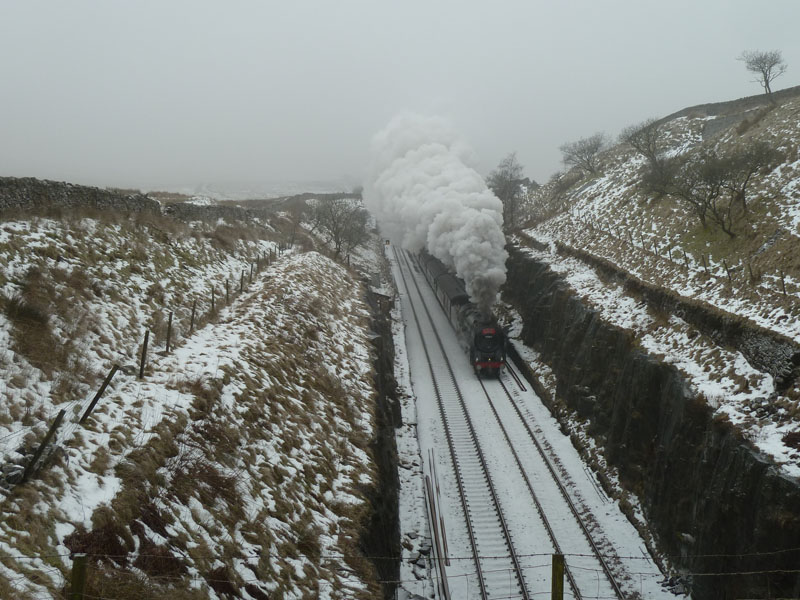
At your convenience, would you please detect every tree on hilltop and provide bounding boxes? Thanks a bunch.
[738,50,787,96]
[559,133,607,176]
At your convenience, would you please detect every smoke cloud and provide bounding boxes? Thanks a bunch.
[364,113,507,314]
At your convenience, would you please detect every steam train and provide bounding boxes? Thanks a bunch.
[417,251,506,376]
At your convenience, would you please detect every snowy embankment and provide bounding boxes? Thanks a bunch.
[521,94,800,479]
[514,237,800,479]
[0,212,380,599]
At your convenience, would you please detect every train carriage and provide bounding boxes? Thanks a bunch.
[417,251,506,376]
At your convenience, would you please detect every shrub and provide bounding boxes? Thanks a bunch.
[783,431,800,451]
[3,294,49,327]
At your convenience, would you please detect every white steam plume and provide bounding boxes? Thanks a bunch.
[364,114,507,314]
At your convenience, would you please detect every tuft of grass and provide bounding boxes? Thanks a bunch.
[63,511,134,566]
[783,431,800,451]
[3,294,49,327]
[133,540,187,578]
[88,446,111,475]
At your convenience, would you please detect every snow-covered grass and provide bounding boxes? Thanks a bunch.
[0,210,381,599]
[519,90,800,479]
[0,213,276,467]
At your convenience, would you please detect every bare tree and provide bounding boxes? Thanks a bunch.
[619,118,664,166]
[486,152,525,230]
[738,50,787,96]
[724,141,784,212]
[559,133,607,175]
[669,150,734,236]
[309,197,371,260]
[651,141,783,237]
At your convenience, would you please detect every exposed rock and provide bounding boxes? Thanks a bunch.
[551,240,800,391]
[503,245,800,600]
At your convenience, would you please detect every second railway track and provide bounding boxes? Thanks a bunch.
[395,247,629,599]
[395,247,530,599]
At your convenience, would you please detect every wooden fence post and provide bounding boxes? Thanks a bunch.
[748,262,754,284]
[80,365,120,424]
[70,553,88,600]
[21,409,66,482]
[250,263,254,283]
[225,279,230,304]
[781,271,787,295]
[683,250,688,267]
[165,311,173,353]
[190,299,197,334]
[139,330,149,379]
[551,554,564,600]
[211,287,216,312]
[240,270,245,292]
[723,259,731,284]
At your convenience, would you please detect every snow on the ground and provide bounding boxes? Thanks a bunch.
[519,97,800,482]
[0,212,381,599]
[514,237,800,479]
[389,246,681,599]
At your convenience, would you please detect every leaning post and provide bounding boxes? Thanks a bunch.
[139,330,149,379]
[21,409,66,482]
[79,365,120,424]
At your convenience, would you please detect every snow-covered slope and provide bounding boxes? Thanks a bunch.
[520,87,800,477]
[0,212,381,599]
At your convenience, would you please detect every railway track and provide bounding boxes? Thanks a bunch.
[396,246,636,598]
[394,247,530,599]
[477,372,627,599]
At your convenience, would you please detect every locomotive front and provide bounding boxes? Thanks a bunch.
[470,321,506,376]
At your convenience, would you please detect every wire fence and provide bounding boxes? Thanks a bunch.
[0,245,287,495]
[556,211,799,305]
[4,547,800,600]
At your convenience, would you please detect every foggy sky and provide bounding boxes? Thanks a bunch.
[1,0,799,192]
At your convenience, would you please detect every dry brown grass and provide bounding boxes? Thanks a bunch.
[63,563,207,600]
[783,431,800,451]
[63,507,135,565]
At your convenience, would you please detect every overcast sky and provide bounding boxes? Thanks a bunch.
[1,0,799,193]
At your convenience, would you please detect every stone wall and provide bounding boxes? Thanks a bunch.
[0,177,160,215]
[0,176,275,224]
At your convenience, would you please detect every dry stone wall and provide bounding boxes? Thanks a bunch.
[0,176,272,223]
[0,177,160,215]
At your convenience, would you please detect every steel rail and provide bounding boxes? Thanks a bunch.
[397,248,530,599]
[393,246,488,599]
[496,374,626,599]
[476,375,582,598]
